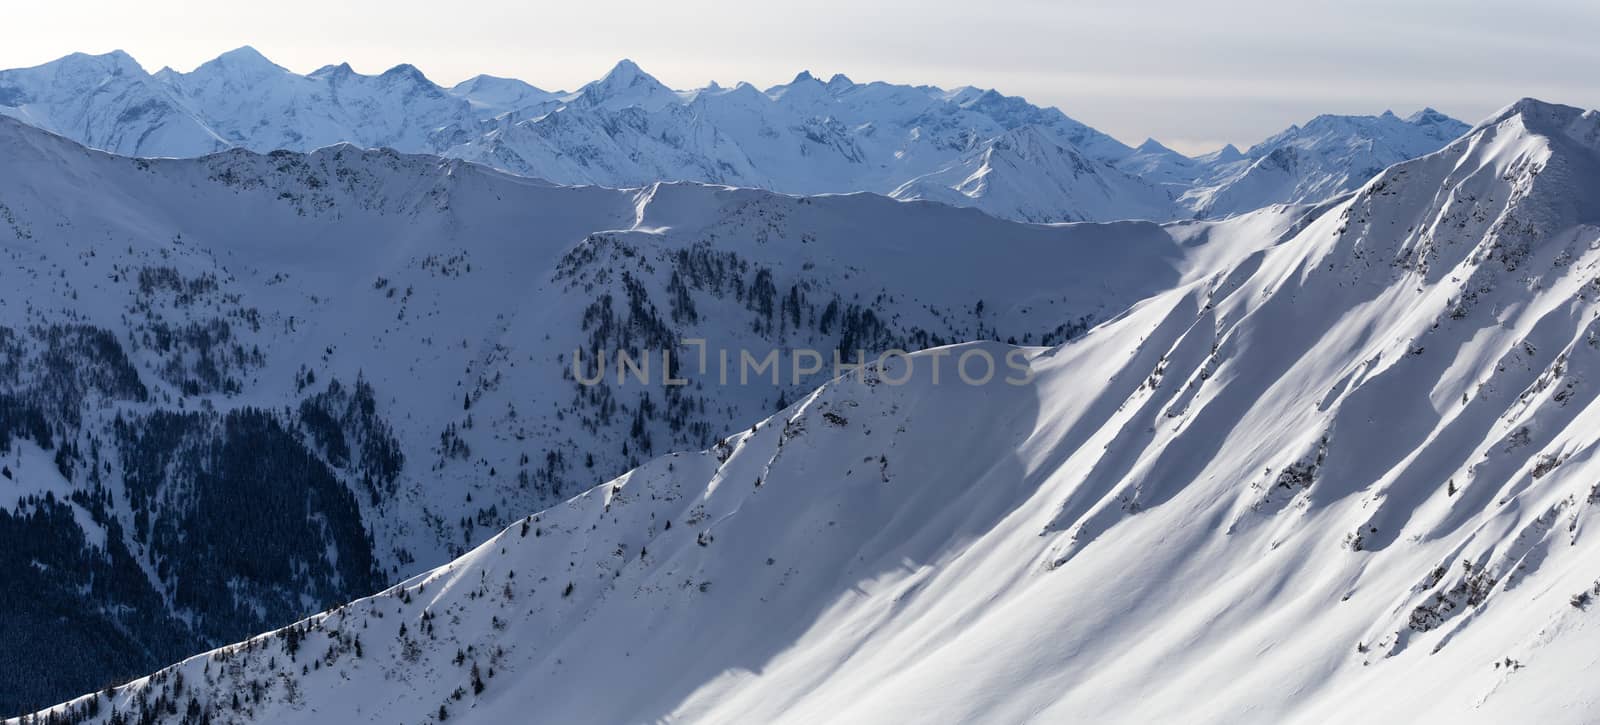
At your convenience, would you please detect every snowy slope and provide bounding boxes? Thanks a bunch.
[22,98,1600,724]
[0,113,1235,713]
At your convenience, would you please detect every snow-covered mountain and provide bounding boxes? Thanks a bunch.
[1115,136,1204,187]
[0,50,226,156]
[158,46,483,154]
[441,65,1170,223]
[447,74,558,116]
[1180,107,1472,218]
[0,112,1216,714]
[0,48,1467,225]
[889,126,1181,223]
[18,98,1600,724]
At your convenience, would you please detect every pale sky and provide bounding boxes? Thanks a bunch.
[6,0,1597,155]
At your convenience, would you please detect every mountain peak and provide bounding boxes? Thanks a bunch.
[592,58,667,93]
[578,59,674,109]
[1474,98,1597,149]
[717,80,767,104]
[601,58,651,84]
[215,45,274,67]
[452,73,495,90]
[192,45,286,78]
[1488,97,1583,124]
[1135,137,1180,156]
[449,74,554,112]
[969,88,1006,105]
[1191,143,1245,167]
[826,73,854,91]
[1405,106,1446,124]
[766,70,832,103]
[309,62,356,79]
[58,49,145,76]
[103,49,139,65]
[380,63,430,83]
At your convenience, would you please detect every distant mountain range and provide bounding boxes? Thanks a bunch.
[0,47,1468,223]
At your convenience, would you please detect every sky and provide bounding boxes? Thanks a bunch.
[5,0,1598,155]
